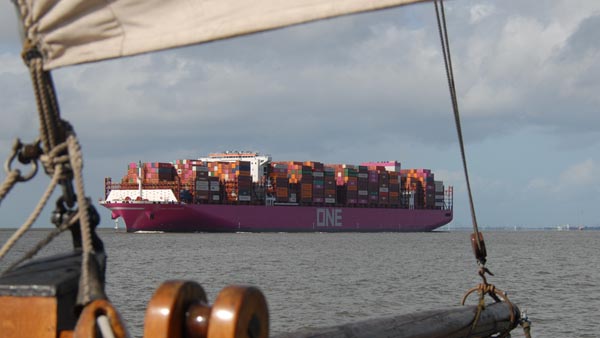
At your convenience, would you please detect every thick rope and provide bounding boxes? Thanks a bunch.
[0,140,25,203]
[0,138,71,270]
[1,138,40,204]
[17,44,97,305]
[0,46,69,267]
[433,0,485,264]
[2,211,75,274]
[67,134,95,305]
[0,135,95,299]
[0,171,21,204]
[0,164,63,264]
[40,141,69,176]
[27,57,50,153]
[97,315,118,338]
[461,283,516,338]
[26,57,63,153]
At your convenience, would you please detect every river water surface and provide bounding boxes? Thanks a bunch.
[1,229,597,337]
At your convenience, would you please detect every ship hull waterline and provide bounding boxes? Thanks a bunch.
[103,202,453,233]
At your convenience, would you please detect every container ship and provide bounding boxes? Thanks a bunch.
[100,151,453,232]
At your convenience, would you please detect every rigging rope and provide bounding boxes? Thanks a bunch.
[23,46,64,154]
[433,2,523,337]
[0,43,102,305]
[1,139,40,204]
[67,133,96,305]
[2,210,75,274]
[433,0,486,266]
[0,171,21,204]
[0,163,62,264]
[434,0,530,337]
[0,139,70,270]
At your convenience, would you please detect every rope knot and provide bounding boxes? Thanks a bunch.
[480,283,496,296]
[39,142,70,177]
[21,40,43,67]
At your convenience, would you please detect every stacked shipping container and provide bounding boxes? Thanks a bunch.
[115,158,446,209]
[332,165,358,205]
[400,169,440,209]
[309,162,325,204]
[121,162,175,184]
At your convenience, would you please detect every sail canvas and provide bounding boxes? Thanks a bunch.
[15,0,428,69]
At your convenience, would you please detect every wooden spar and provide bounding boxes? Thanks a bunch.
[273,302,519,338]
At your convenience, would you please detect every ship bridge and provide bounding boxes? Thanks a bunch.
[199,151,271,182]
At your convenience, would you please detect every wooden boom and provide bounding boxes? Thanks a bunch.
[273,302,519,338]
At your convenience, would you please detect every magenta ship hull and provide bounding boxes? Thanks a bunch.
[103,202,453,233]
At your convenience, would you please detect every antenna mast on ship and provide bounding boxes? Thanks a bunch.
[138,160,143,200]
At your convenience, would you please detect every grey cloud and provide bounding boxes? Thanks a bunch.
[562,13,600,55]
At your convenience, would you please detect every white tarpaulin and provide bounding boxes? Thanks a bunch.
[14,0,429,70]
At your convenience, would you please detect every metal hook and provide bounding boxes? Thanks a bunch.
[478,266,494,285]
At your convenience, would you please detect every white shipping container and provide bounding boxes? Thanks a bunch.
[313,172,324,177]
[358,190,368,196]
[379,187,389,193]
[238,196,251,201]
[212,195,220,201]
[325,198,336,203]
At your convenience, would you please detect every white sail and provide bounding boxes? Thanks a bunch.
[15,0,429,70]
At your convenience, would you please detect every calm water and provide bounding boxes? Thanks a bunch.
[1,229,598,337]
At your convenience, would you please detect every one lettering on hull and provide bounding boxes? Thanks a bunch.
[316,208,343,227]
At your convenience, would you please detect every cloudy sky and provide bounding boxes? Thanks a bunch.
[1,0,599,229]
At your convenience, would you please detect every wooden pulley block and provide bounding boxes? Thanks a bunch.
[470,231,487,264]
[206,285,269,338]
[143,280,208,338]
[74,299,129,338]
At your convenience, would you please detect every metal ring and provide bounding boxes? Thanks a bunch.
[4,139,39,182]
